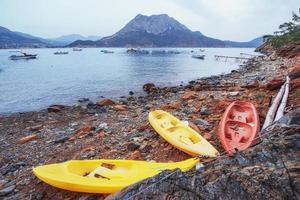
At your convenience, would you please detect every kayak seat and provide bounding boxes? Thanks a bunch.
[166,126,201,145]
[224,120,253,149]
[156,115,179,129]
[87,164,128,179]
[228,105,255,124]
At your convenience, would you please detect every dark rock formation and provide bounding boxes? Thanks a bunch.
[106,109,300,200]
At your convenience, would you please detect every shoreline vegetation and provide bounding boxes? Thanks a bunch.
[0,42,299,199]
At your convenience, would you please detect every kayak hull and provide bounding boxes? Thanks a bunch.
[33,158,198,193]
[149,110,219,157]
[218,101,260,155]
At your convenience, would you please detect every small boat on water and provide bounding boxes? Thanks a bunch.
[151,50,166,54]
[199,49,205,52]
[100,50,114,53]
[73,48,82,51]
[54,51,69,55]
[192,55,205,59]
[166,50,180,54]
[9,52,37,60]
[127,48,149,54]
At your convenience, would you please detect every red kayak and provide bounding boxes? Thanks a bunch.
[218,101,260,155]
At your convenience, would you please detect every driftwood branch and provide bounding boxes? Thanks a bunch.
[274,76,290,121]
[262,80,286,129]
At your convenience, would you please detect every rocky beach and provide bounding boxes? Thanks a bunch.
[0,44,300,199]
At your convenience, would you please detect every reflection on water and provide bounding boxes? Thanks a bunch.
[0,48,258,113]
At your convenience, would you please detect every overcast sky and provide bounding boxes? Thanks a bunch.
[0,0,298,41]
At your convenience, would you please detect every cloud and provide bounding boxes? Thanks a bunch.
[0,0,298,41]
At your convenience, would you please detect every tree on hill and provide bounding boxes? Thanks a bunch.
[264,8,300,47]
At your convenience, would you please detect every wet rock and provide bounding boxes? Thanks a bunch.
[144,105,151,110]
[235,152,252,165]
[265,77,284,90]
[192,84,202,91]
[0,164,26,175]
[218,100,230,109]
[53,135,69,144]
[188,122,200,133]
[96,98,115,107]
[289,64,300,80]
[81,148,96,159]
[127,142,140,151]
[0,185,15,196]
[78,98,89,102]
[98,123,108,130]
[128,150,141,160]
[200,106,209,115]
[181,91,197,100]
[277,42,300,58]
[0,180,7,189]
[228,91,239,97]
[140,144,153,153]
[291,78,300,90]
[203,132,212,140]
[16,134,37,145]
[129,91,134,95]
[47,105,65,113]
[143,83,156,93]
[29,124,43,131]
[163,101,181,110]
[277,108,300,125]
[138,123,150,131]
[241,80,259,89]
[119,99,129,105]
[74,125,95,137]
[87,102,97,109]
[194,119,212,129]
[114,105,128,111]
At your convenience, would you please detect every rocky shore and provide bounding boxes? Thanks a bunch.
[0,47,299,199]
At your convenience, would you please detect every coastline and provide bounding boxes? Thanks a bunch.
[0,52,299,199]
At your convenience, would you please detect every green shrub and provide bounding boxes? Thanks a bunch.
[264,9,300,47]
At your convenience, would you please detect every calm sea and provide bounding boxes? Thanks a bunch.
[0,48,258,113]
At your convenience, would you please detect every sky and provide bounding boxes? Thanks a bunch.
[0,0,298,41]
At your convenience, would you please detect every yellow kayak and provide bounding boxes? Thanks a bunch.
[33,158,198,193]
[148,110,219,157]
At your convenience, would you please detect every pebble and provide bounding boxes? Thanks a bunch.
[0,185,15,196]
[0,179,8,189]
[78,98,89,102]
[200,106,210,115]
[54,135,69,144]
[98,123,108,130]
[127,142,140,151]
[194,119,212,129]
[228,91,239,97]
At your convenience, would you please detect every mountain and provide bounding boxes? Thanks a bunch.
[49,34,101,45]
[224,37,263,48]
[69,14,226,47]
[0,26,48,48]
[69,14,263,48]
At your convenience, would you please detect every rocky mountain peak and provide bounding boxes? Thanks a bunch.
[117,14,190,35]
